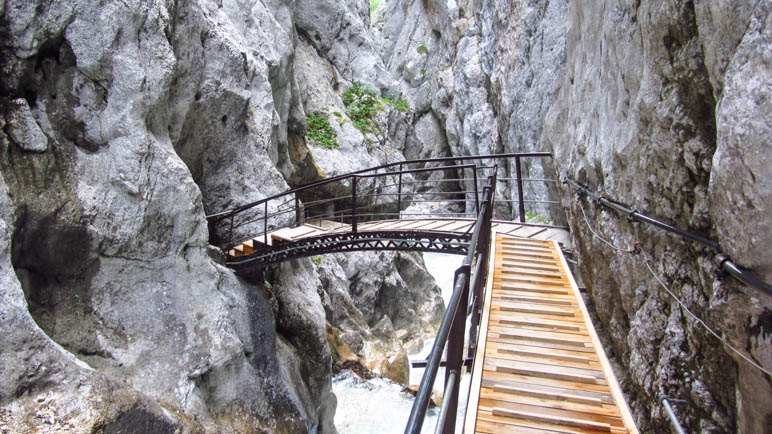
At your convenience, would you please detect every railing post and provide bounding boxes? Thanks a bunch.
[515,156,526,223]
[473,166,480,214]
[351,176,358,233]
[263,201,268,245]
[441,265,470,434]
[295,193,302,227]
[229,214,235,245]
[397,163,403,218]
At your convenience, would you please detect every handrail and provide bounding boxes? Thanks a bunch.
[404,173,496,434]
[564,177,772,296]
[206,152,551,222]
[207,154,556,250]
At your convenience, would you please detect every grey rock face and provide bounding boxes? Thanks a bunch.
[0,0,337,432]
[4,99,48,153]
[317,251,444,379]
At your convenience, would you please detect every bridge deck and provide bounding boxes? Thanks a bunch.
[226,218,570,257]
[465,234,638,433]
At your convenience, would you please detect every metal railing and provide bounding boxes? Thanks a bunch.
[206,153,556,251]
[404,171,496,434]
[564,177,772,296]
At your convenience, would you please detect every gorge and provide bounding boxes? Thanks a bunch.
[1,0,770,433]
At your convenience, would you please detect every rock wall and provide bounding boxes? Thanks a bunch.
[0,0,413,432]
[378,0,771,432]
[316,251,443,383]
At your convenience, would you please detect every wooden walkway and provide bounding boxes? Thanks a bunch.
[464,234,638,433]
[226,218,571,257]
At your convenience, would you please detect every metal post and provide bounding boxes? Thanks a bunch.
[263,201,268,245]
[434,370,458,434]
[295,194,301,227]
[397,163,403,218]
[515,156,526,223]
[441,265,470,434]
[229,214,235,245]
[473,166,480,214]
[466,257,483,364]
[351,176,358,233]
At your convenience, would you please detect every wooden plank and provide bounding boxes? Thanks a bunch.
[493,317,582,332]
[491,407,612,432]
[488,345,597,370]
[483,398,624,427]
[486,360,605,385]
[497,282,569,295]
[495,293,574,306]
[514,226,550,238]
[497,274,567,285]
[491,327,591,347]
[500,261,561,272]
[481,378,612,404]
[439,219,475,233]
[497,302,576,317]
[475,417,581,434]
[484,387,620,415]
[491,383,605,407]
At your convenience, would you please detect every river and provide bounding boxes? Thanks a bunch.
[332,252,467,433]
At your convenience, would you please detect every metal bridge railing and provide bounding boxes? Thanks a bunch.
[205,153,556,252]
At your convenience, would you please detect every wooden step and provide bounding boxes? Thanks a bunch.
[492,384,604,406]
[498,302,576,317]
[495,317,582,332]
[495,329,590,348]
[491,407,612,432]
[496,294,574,306]
[495,346,591,364]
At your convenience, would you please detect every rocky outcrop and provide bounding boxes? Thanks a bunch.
[378,0,771,432]
[317,251,444,383]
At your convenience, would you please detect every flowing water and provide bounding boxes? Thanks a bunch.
[333,253,467,433]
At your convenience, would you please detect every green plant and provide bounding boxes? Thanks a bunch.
[343,82,383,135]
[342,83,411,138]
[416,44,429,55]
[311,255,323,265]
[369,0,382,20]
[525,210,550,224]
[306,112,339,149]
[382,94,409,112]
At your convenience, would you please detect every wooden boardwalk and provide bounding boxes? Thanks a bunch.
[226,218,571,257]
[464,234,638,433]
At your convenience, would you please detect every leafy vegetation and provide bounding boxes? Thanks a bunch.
[342,83,411,138]
[525,210,551,224]
[311,255,323,265]
[369,0,382,20]
[306,113,338,149]
[382,94,409,112]
[416,44,429,55]
[342,83,383,135]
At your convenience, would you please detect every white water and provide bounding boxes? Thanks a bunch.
[333,253,466,433]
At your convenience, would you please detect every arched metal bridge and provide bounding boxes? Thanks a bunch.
[207,154,639,434]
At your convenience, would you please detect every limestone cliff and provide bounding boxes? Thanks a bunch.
[0,0,411,432]
[377,0,771,432]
